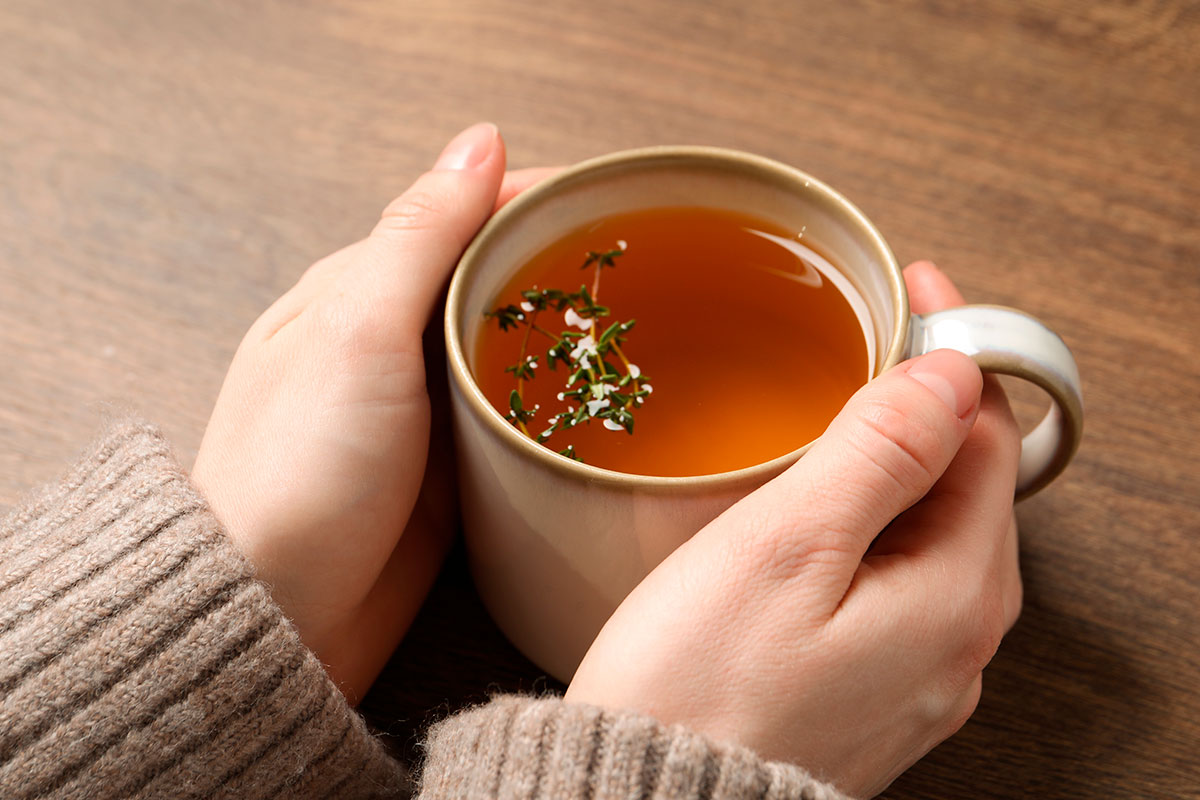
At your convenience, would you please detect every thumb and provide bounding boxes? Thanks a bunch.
[336,122,506,338]
[707,349,983,594]
[806,347,982,520]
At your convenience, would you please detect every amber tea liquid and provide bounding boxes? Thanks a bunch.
[472,206,871,476]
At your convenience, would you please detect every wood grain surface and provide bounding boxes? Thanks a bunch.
[2,1,1197,797]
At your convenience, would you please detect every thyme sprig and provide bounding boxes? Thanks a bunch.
[483,242,652,462]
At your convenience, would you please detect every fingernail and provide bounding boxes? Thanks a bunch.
[434,122,498,171]
[907,349,980,419]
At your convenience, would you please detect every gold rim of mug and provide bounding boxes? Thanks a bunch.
[446,145,909,489]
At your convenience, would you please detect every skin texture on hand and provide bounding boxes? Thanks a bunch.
[192,122,558,703]
[566,262,1022,799]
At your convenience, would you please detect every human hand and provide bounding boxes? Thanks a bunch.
[565,261,1022,798]
[193,122,557,702]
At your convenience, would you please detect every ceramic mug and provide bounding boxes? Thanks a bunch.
[445,146,1083,681]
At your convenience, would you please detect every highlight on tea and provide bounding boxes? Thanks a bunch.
[474,206,872,477]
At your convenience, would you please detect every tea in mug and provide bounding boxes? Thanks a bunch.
[473,206,871,476]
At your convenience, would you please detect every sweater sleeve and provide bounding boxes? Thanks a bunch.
[0,420,409,799]
[2,421,852,800]
[417,696,852,800]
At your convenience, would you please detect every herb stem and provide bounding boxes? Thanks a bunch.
[609,340,641,394]
[531,323,559,341]
[590,259,603,302]
[587,258,606,384]
[514,310,537,435]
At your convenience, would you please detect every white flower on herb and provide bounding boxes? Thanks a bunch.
[603,418,624,431]
[590,383,617,400]
[569,335,597,366]
[586,398,611,416]
[520,301,535,313]
[564,308,591,330]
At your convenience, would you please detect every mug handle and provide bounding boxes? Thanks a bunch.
[909,305,1083,499]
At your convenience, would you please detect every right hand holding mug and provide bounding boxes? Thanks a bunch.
[566,261,1023,799]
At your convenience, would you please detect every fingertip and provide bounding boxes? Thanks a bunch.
[433,122,504,172]
[904,260,967,313]
[903,349,983,421]
[903,259,939,276]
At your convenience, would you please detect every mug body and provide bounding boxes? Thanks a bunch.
[447,147,909,679]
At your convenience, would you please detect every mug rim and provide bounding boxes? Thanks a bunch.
[445,145,909,489]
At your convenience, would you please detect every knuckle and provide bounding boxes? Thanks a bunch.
[955,580,1007,677]
[377,185,450,234]
[911,668,981,742]
[738,514,854,581]
[1002,514,1024,632]
[853,398,946,497]
[918,560,1008,690]
[912,667,983,744]
[945,676,984,737]
[1005,573,1025,632]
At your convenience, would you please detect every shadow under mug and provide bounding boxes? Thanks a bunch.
[445,146,1083,681]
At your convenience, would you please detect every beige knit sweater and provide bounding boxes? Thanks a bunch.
[0,421,849,800]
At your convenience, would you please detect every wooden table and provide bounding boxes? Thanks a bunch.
[2,1,1197,797]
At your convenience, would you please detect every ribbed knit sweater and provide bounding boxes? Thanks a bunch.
[0,421,849,800]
